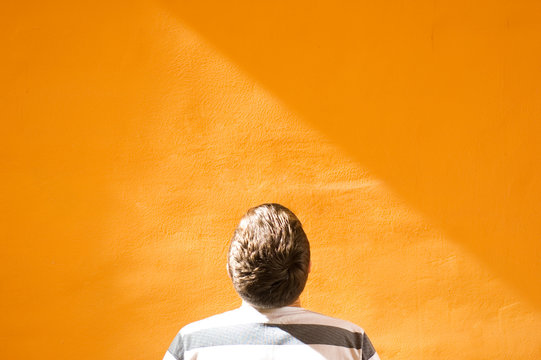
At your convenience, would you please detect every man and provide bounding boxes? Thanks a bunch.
[164,203,380,360]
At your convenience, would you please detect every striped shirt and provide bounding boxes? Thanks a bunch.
[164,302,380,360]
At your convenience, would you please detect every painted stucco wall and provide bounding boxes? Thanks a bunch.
[2,1,540,359]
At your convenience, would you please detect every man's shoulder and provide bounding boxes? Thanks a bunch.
[282,307,366,334]
[177,305,367,336]
[179,308,244,335]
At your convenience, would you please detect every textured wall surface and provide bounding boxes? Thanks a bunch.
[2,1,540,359]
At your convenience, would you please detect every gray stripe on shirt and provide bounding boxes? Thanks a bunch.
[183,323,365,351]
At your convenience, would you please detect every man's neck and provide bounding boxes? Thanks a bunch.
[289,298,301,307]
[242,298,302,309]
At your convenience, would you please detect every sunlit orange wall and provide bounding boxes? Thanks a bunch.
[2,1,540,359]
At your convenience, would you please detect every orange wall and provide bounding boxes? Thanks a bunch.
[2,1,540,359]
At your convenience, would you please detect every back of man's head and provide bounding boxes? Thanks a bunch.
[227,203,311,308]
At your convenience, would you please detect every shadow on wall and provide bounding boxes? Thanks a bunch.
[160,0,541,307]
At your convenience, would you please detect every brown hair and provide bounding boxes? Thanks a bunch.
[227,203,310,308]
